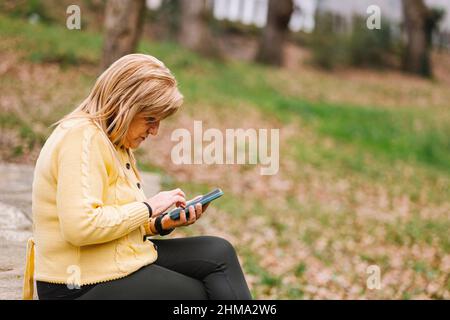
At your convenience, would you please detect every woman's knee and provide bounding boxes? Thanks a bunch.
[201,236,238,261]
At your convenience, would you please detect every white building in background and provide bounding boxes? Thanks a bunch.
[145,0,315,32]
[316,0,450,31]
[146,0,163,10]
[212,0,316,32]
[289,0,316,32]
[214,0,267,27]
[146,0,450,33]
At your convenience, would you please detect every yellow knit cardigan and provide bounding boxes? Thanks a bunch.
[23,117,159,299]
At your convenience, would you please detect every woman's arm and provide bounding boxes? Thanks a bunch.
[56,125,150,246]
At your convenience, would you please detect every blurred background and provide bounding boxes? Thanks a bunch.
[0,0,449,299]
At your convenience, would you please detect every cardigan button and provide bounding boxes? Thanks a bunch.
[126,163,131,169]
[137,182,141,189]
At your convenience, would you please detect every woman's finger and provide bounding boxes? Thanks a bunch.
[188,205,196,224]
[179,209,187,225]
[173,195,186,207]
[195,203,202,219]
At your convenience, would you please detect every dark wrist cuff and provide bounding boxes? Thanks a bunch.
[143,202,153,218]
[155,214,174,236]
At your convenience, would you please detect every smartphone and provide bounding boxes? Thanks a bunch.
[168,188,224,221]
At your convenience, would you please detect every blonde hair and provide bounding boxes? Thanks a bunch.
[53,53,183,149]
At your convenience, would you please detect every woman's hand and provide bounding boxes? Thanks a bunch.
[161,195,209,230]
[145,188,186,217]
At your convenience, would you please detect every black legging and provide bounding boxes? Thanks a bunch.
[77,236,252,300]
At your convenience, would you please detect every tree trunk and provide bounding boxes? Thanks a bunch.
[101,0,146,70]
[178,0,218,56]
[402,0,431,76]
[256,0,294,66]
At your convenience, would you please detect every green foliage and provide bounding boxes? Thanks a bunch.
[0,14,101,65]
[243,252,282,288]
[146,0,181,40]
[0,0,53,22]
[279,99,450,173]
[3,13,448,171]
[386,216,450,251]
[308,13,401,69]
[0,112,46,158]
[294,262,307,278]
[209,17,262,38]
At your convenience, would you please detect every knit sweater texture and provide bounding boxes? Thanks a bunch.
[23,116,158,299]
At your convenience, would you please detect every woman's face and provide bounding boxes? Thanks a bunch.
[124,112,160,149]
